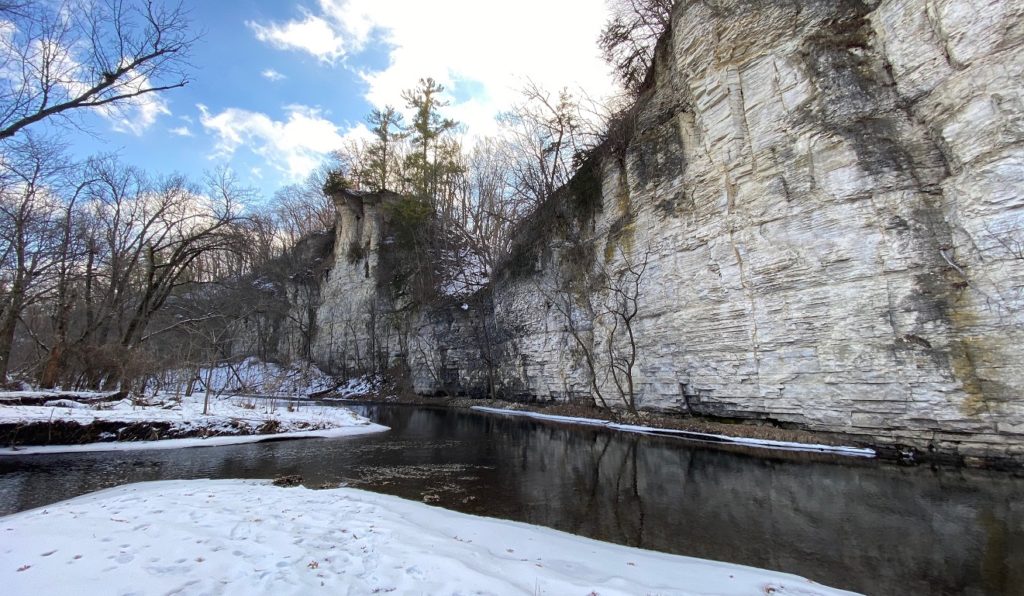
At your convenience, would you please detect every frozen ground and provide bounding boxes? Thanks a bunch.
[153,357,337,397]
[0,393,388,455]
[0,390,119,404]
[323,375,382,400]
[471,407,876,457]
[0,479,857,595]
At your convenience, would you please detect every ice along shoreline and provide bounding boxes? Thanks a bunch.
[470,406,877,457]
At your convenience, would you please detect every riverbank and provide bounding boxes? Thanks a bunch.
[337,388,1022,471]
[0,392,387,454]
[0,478,857,595]
[342,389,879,450]
[470,406,876,457]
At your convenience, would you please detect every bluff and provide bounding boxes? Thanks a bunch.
[312,0,1024,463]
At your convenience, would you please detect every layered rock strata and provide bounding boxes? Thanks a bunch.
[314,0,1024,462]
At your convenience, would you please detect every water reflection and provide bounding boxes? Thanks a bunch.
[0,404,1021,595]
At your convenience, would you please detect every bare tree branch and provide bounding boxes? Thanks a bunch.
[0,0,195,140]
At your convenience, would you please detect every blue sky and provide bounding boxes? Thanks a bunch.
[59,0,616,202]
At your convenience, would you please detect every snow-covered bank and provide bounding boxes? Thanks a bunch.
[471,407,877,458]
[153,357,337,397]
[0,390,123,405]
[0,424,386,455]
[320,374,382,399]
[0,393,388,455]
[0,479,858,595]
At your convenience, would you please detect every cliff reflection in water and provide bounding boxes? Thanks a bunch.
[357,406,1024,596]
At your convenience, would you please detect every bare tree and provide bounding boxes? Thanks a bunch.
[598,0,674,93]
[117,175,242,354]
[539,244,651,418]
[499,82,597,208]
[272,166,336,250]
[25,157,246,387]
[0,134,68,380]
[447,138,521,286]
[601,247,649,416]
[37,166,94,387]
[0,0,194,140]
[538,251,613,412]
[409,323,449,394]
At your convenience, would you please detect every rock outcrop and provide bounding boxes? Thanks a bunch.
[314,0,1024,463]
[313,189,391,374]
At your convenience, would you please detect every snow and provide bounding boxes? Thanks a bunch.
[471,407,877,458]
[153,357,337,398]
[250,276,278,293]
[0,394,388,456]
[0,390,117,403]
[0,479,857,596]
[40,399,89,409]
[0,425,386,456]
[322,374,381,400]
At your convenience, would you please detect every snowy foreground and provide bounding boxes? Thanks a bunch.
[471,407,876,458]
[0,479,857,596]
[0,393,388,455]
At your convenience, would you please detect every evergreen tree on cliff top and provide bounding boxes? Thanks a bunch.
[364,106,405,193]
[401,78,458,206]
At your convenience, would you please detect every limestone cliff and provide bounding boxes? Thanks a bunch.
[313,189,393,374]
[313,0,1024,462]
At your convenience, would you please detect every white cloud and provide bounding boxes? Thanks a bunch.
[169,125,193,137]
[251,0,617,140]
[0,23,170,136]
[105,86,171,136]
[261,68,287,82]
[247,13,345,63]
[198,103,346,179]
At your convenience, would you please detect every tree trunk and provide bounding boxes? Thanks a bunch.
[0,278,26,381]
[38,342,65,389]
[0,307,18,382]
[39,288,74,389]
[203,365,214,415]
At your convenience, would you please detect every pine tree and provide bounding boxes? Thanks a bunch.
[364,106,404,192]
[401,78,458,205]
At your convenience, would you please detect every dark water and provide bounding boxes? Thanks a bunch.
[1,404,1022,595]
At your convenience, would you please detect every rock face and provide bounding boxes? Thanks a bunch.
[313,189,393,375]
[314,0,1024,462]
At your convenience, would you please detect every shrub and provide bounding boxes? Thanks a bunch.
[322,170,349,196]
[347,240,367,264]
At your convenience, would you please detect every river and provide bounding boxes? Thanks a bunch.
[0,403,1021,595]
